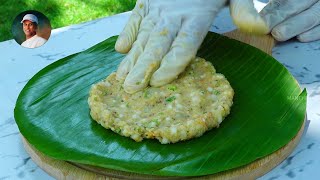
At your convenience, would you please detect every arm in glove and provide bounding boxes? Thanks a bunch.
[230,0,320,42]
[115,0,227,94]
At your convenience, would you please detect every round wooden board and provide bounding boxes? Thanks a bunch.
[21,118,305,180]
[21,31,305,179]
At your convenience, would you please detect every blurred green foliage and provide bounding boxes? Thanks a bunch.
[0,0,136,42]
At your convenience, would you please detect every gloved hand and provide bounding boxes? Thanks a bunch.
[230,0,320,42]
[115,0,227,94]
[260,0,320,42]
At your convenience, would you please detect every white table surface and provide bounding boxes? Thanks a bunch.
[0,8,319,180]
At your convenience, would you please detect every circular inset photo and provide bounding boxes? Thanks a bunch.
[12,10,51,48]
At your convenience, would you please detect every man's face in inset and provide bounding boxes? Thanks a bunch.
[23,20,37,37]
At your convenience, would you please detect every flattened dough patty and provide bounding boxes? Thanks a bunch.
[88,57,234,144]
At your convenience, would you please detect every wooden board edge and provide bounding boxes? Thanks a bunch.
[21,117,305,180]
[223,29,275,55]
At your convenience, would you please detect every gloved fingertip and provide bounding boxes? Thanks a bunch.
[296,35,320,43]
[123,80,146,94]
[115,34,131,53]
[297,30,320,42]
[116,59,131,81]
[271,28,290,42]
[116,71,126,82]
[296,35,309,43]
[149,76,162,87]
[150,71,175,87]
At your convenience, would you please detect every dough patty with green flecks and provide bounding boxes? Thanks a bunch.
[88,57,234,144]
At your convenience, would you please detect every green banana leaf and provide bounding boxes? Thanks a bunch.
[14,32,306,177]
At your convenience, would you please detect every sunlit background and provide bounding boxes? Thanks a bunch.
[1,0,136,42]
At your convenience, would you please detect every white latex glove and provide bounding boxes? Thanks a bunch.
[231,0,320,42]
[260,0,320,42]
[115,0,227,94]
[230,0,269,34]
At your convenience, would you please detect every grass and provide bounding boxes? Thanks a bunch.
[0,0,136,42]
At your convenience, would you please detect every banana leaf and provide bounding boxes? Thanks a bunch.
[14,32,306,177]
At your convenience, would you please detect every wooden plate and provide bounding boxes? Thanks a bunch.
[22,118,305,179]
[21,30,305,179]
